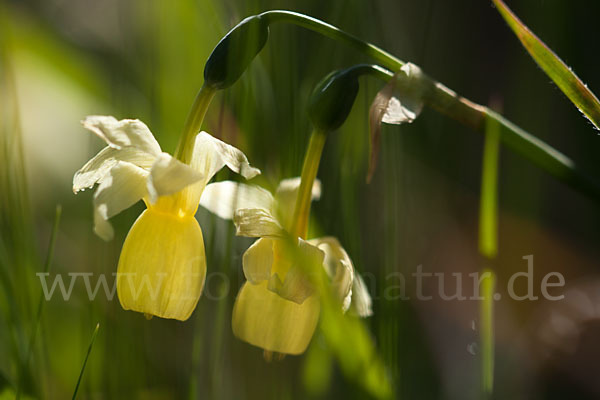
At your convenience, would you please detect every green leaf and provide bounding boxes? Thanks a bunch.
[493,0,600,130]
[72,323,100,400]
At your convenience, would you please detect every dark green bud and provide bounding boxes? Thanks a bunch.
[204,16,269,90]
[308,67,360,132]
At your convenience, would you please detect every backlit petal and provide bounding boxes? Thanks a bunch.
[233,208,284,238]
[200,181,275,220]
[243,238,274,284]
[93,161,149,241]
[310,237,354,312]
[117,209,206,321]
[232,281,320,355]
[82,116,161,156]
[276,238,324,304]
[147,153,203,204]
[274,177,321,231]
[190,131,260,187]
[73,146,155,193]
[349,273,373,317]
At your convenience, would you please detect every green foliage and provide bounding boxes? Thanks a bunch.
[493,0,600,131]
[1,1,599,399]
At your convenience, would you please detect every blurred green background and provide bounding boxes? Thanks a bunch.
[2,0,600,399]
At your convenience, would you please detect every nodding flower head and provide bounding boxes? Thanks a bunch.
[73,115,259,320]
[200,178,372,354]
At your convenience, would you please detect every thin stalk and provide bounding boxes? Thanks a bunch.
[260,10,600,203]
[175,84,217,164]
[290,130,327,239]
[479,116,501,397]
[480,118,500,260]
[480,269,495,398]
[72,323,100,400]
[16,205,62,400]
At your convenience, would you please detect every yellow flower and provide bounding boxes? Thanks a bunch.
[73,116,259,320]
[200,178,372,354]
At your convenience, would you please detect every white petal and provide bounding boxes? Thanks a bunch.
[93,161,149,241]
[349,273,373,317]
[242,238,274,284]
[310,237,354,312]
[82,116,161,156]
[233,208,284,238]
[190,131,260,186]
[200,181,275,220]
[73,146,155,193]
[147,153,203,204]
[274,177,321,231]
[381,63,425,125]
[275,177,322,201]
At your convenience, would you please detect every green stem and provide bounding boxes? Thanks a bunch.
[290,130,327,239]
[260,10,600,202]
[480,268,495,398]
[72,323,100,400]
[479,116,501,397]
[175,84,217,164]
[261,11,403,71]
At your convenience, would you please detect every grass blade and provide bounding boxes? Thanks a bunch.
[479,115,501,397]
[72,323,100,400]
[15,205,62,400]
[492,0,600,130]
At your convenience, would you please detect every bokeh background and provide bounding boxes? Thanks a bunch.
[2,0,600,399]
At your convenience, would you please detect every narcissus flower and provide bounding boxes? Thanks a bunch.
[200,178,372,354]
[73,116,259,320]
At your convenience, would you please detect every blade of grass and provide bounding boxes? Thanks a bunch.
[479,115,501,397]
[15,205,62,400]
[480,268,495,398]
[72,323,100,400]
[492,0,600,130]
[480,117,500,260]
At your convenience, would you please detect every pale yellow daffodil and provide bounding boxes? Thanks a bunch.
[73,116,259,320]
[200,178,372,355]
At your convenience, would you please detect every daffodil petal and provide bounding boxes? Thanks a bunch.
[73,146,155,194]
[233,208,284,237]
[232,281,320,355]
[349,273,373,317]
[191,131,260,186]
[82,116,161,156]
[274,177,321,231]
[275,177,322,200]
[147,153,203,204]
[243,238,274,284]
[310,237,354,312]
[93,161,149,241]
[277,238,324,304]
[117,209,206,321]
[200,181,275,220]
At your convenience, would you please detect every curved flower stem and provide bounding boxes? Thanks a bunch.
[290,130,327,239]
[261,10,403,71]
[261,10,600,202]
[175,84,217,164]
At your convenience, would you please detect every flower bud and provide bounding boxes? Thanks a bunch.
[204,15,269,90]
[308,67,360,132]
